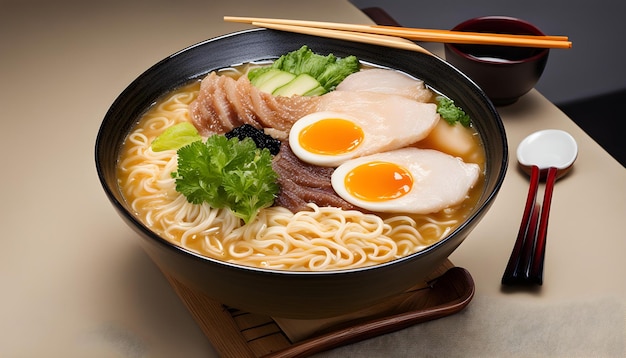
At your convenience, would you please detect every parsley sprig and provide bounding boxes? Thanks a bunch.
[171,135,279,224]
[436,96,472,127]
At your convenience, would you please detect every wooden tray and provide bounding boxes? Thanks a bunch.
[162,259,474,358]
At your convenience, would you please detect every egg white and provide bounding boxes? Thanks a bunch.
[331,148,481,214]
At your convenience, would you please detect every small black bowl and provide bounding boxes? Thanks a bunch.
[95,28,508,319]
[445,16,549,106]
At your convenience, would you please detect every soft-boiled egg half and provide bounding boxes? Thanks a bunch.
[289,93,439,167]
[331,147,481,214]
[288,111,366,167]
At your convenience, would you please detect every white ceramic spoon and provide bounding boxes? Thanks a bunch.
[502,129,578,285]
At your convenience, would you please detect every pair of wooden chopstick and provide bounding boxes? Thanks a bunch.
[225,16,433,55]
[224,16,572,50]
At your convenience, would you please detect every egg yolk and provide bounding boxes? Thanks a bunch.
[344,161,413,202]
[298,118,364,155]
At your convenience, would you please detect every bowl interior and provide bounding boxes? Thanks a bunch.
[95,28,508,318]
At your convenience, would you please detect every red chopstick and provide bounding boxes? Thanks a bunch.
[502,165,541,285]
[529,166,558,284]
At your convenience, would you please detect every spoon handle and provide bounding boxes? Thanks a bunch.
[528,166,558,284]
[502,165,540,285]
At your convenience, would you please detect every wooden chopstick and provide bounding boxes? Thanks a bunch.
[251,21,433,56]
[227,16,568,41]
[225,16,572,49]
[372,25,569,42]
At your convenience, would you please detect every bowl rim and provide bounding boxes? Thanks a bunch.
[95,28,508,277]
[445,15,550,65]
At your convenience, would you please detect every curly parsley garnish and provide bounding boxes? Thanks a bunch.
[436,96,472,127]
[171,135,279,224]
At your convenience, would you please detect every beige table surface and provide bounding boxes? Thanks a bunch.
[1,1,624,357]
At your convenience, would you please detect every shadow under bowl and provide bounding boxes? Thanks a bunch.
[95,28,508,319]
[445,16,549,106]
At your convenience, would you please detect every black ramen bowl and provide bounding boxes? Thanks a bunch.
[96,28,508,319]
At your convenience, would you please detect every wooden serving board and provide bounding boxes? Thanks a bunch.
[162,259,474,358]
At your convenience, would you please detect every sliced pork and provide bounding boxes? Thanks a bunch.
[190,72,320,139]
[272,143,357,213]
